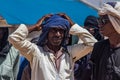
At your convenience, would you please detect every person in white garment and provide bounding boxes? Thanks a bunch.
[8,13,97,80]
[0,16,20,80]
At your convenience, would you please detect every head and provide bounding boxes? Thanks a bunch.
[0,16,11,50]
[47,27,65,47]
[37,14,70,47]
[98,2,120,37]
[84,15,99,35]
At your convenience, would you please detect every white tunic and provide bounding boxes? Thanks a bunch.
[8,24,97,80]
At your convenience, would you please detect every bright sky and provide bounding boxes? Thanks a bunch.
[80,0,119,10]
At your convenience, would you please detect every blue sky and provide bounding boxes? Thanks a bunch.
[0,0,97,26]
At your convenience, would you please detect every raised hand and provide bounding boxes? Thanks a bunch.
[57,13,74,26]
[28,14,53,33]
[36,14,53,26]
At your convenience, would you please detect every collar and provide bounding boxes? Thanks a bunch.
[43,45,64,54]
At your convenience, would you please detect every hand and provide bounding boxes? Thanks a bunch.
[57,13,74,26]
[28,14,53,33]
[31,14,53,32]
[36,14,53,26]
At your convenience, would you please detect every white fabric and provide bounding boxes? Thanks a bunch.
[8,24,97,80]
[98,1,120,34]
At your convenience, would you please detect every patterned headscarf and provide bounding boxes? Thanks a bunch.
[37,14,71,47]
[98,1,120,34]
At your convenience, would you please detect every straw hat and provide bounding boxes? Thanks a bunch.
[0,16,12,27]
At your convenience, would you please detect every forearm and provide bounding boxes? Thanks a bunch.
[28,25,36,33]
[70,24,97,46]
[8,24,35,61]
[8,24,28,45]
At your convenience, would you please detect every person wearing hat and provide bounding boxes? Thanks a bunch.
[74,15,104,80]
[8,13,97,80]
[90,1,120,80]
[84,15,104,41]
[0,16,20,80]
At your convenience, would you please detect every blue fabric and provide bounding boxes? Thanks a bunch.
[37,14,70,47]
[17,56,29,80]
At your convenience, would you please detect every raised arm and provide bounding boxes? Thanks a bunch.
[28,14,52,33]
[67,24,97,62]
[8,14,52,62]
[57,13,74,26]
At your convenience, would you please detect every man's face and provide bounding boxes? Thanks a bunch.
[47,27,65,46]
[98,15,116,37]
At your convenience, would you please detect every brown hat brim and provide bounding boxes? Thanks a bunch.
[0,24,12,27]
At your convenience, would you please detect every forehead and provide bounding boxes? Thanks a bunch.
[49,27,64,30]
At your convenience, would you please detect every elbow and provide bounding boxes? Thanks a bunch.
[8,35,14,44]
[87,39,97,47]
[8,34,21,45]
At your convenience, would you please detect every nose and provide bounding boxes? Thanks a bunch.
[55,31,61,36]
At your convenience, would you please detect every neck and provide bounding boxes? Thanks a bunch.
[109,34,120,48]
[46,43,61,53]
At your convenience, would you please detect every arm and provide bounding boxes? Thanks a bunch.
[57,13,97,61]
[28,14,52,33]
[68,24,97,62]
[57,13,74,26]
[8,14,52,62]
[8,24,37,62]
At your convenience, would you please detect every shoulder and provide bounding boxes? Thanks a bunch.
[94,39,109,47]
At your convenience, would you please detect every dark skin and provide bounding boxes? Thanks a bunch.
[27,13,74,70]
[99,15,120,48]
[28,14,53,33]
[47,28,65,53]
[28,13,74,52]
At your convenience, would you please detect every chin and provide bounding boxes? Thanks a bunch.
[52,43,61,46]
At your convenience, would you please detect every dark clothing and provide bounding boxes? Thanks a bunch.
[91,39,120,80]
[0,28,9,51]
[17,56,29,80]
[93,29,104,41]
[21,63,31,80]
[74,53,91,80]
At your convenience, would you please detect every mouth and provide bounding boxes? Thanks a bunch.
[100,30,103,33]
[54,39,62,42]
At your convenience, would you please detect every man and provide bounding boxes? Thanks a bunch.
[8,13,97,80]
[91,2,120,80]
[84,15,104,41]
[0,16,19,80]
[74,15,103,80]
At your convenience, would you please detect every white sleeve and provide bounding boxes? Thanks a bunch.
[8,24,39,62]
[68,24,97,62]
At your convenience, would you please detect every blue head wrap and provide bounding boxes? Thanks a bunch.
[37,14,71,47]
